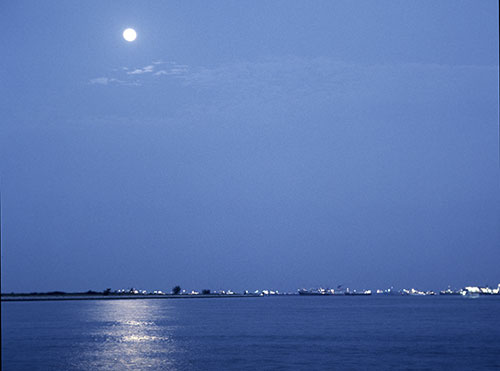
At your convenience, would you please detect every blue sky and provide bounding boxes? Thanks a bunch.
[1,1,499,292]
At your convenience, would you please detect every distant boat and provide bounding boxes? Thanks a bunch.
[439,289,462,296]
[298,290,324,296]
[298,288,372,296]
[298,288,333,296]
[298,289,324,296]
[344,290,372,296]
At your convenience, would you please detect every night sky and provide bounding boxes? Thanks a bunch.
[1,1,499,292]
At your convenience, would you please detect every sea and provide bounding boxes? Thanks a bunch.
[2,296,500,370]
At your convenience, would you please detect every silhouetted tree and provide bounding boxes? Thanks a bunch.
[202,289,211,295]
[103,288,111,295]
[172,286,181,295]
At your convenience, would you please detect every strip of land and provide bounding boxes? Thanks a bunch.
[1,294,261,302]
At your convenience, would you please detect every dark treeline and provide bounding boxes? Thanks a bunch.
[1,286,219,297]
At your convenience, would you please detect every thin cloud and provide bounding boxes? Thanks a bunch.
[89,60,191,86]
[154,70,171,76]
[127,65,155,75]
[89,57,496,94]
[154,65,188,76]
[89,77,122,85]
[88,77,140,86]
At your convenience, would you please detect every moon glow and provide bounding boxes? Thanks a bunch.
[123,28,137,42]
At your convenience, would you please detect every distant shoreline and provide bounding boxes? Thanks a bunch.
[4,294,500,302]
[1,294,263,302]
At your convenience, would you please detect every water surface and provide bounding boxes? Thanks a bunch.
[2,296,499,370]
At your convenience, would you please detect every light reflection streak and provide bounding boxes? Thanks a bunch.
[76,300,183,370]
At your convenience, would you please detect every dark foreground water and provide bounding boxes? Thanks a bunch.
[2,296,500,370]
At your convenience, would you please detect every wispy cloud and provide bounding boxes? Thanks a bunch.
[89,61,189,86]
[89,77,122,85]
[89,77,140,86]
[154,70,170,76]
[88,56,496,100]
[154,65,188,76]
[178,57,354,97]
[176,57,497,101]
[127,65,155,75]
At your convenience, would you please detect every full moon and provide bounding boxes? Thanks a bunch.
[123,28,137,42]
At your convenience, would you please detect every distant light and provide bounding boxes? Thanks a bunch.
[123,28,137,42]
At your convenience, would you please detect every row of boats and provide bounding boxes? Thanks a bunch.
[298,284,500,297]
[298,288,372,296]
